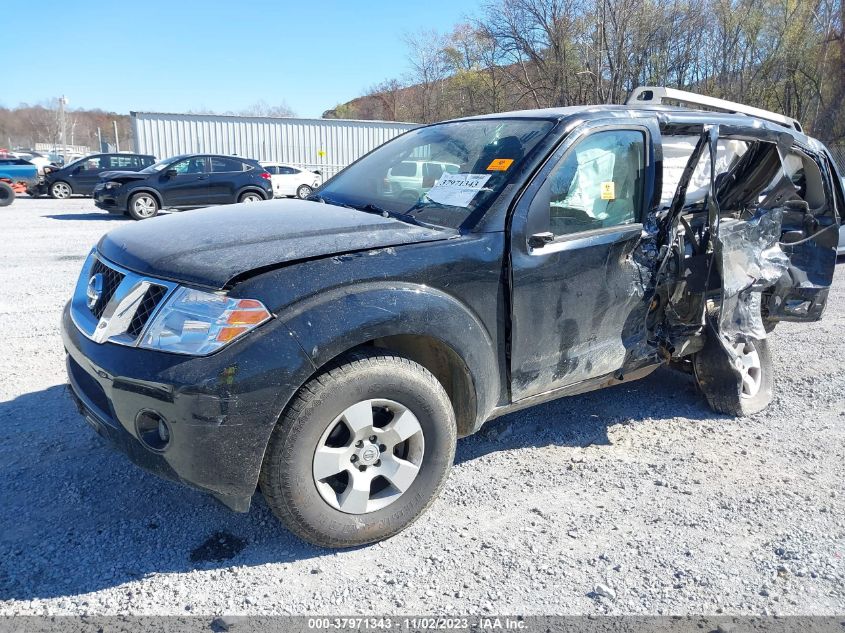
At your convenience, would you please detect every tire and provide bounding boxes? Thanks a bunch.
[50,181,72,199]
[259,349,457,548]
[0,181,14,207]
[127,192,159,220]
[296,184,312,199]
[693,333,773,416]
[238,191,264,204]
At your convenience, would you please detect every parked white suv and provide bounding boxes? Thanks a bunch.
[260,163,322,199]
[383,160,460,203]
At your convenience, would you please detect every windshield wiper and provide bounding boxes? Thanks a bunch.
[406,196,452,214]
[353,202,435,228]
[308,194,357,210]
[310,195,434,228]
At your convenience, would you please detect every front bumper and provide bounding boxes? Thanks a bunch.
[61,301,314,511]
[28,179,47,197]
[93,186,126,212]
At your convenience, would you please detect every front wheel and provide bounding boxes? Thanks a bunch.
[259,350,457,548]
[127,193,159,220]
[50,181,72,199]
[693,335,773,416]
[296,184,312,199]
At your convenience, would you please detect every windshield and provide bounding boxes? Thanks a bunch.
[63,155,91,169]
[315,119,554,229]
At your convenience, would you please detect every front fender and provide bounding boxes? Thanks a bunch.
[278,282,500,433]
[124,185,163,207]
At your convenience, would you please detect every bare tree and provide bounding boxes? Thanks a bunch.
[237,100,296,117]
[404,29,451,122]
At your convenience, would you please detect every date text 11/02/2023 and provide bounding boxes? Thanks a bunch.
[306,617,527,630]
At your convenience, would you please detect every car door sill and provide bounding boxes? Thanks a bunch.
[488,363,661,421]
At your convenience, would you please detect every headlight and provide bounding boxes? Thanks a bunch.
[139,287,271,355]
[105,181,122,189]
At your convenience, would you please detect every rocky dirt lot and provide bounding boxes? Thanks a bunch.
[0,196,843,617]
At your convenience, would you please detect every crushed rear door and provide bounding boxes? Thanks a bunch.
[713,132,840,323]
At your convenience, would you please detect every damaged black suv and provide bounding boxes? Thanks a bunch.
[62,87,842,548]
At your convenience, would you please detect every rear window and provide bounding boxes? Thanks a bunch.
[109,155,141,169]
[389,162,417,177]
[211,157,248,172]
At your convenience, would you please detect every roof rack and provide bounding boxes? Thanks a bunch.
[626,86,802,133]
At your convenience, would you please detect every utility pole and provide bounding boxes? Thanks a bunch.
[58,95,68,156]
[113,120,120,152]
[97,127,102,152]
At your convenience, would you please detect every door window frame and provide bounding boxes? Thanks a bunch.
[170,156,209,175]
[515,121,655,252]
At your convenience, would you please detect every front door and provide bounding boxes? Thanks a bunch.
[69,155,106,195]
[159,156,210,207]
[276,166,300,196]
[509,119,660,401]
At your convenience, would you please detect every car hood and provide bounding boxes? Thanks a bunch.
[99,170,148,181]
[97,199,456,289]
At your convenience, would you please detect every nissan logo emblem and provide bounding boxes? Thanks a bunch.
[87,273,104,310]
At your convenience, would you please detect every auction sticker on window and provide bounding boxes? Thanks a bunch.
[425,173,491,207]
[600,181,616,200]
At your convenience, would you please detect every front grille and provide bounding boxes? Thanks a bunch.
[127,285,168,337]
[89,259,125,318]
[71,251,178,347]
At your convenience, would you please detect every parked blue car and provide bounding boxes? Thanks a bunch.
[0,156,38,206]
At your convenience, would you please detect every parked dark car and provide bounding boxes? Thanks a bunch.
[30,153,156,199]
[63,87,842,548]
[93,154,274,220]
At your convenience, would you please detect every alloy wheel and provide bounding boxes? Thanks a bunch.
[312,399,425,514]
[733,340,762,398]
[133,195,157,218]
[52,182,71,199]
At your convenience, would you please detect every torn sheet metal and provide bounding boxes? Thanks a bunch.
[716,208,790,341]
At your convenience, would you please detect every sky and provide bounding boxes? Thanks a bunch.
[6,0,478,118]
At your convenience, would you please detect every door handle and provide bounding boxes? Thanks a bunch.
[528,232,555,248]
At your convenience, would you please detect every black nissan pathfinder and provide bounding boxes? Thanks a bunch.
[62,88,842,547]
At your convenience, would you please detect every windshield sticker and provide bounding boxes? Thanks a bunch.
[487,158,514,171]
[425,173,491,207]
[600,181,616,200]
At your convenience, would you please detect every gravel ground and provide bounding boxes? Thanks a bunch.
[0,196,843,617]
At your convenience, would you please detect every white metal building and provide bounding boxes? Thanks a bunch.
[131,112,418,178]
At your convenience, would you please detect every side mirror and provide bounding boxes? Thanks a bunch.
[165,168,178,178]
